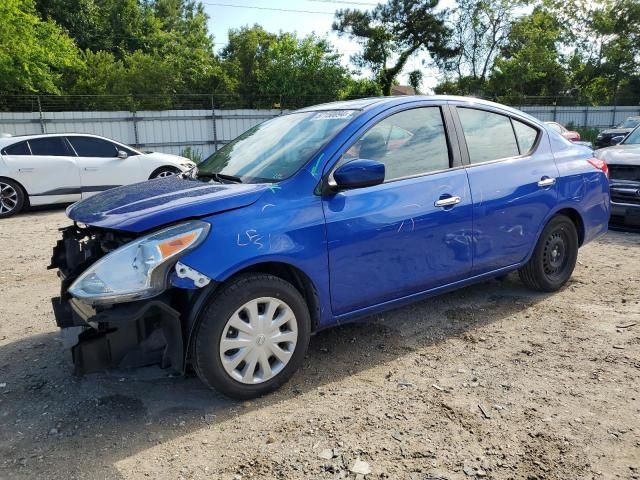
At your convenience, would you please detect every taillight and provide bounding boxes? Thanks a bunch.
[587,157,609,178]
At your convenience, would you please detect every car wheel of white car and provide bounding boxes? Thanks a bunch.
[150,167,181,179]
[0,179,25,218]
[192,273,311,400]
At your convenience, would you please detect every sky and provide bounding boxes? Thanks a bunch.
[200,0,455,92]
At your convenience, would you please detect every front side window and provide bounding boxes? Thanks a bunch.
[2,141,30,155]
[197,110,357,183]
[342,107,450,181]
[68,136,118,157]
[28,137,71,156]
[458,108,519,163]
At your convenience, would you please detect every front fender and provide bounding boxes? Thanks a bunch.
[178,188,333,326]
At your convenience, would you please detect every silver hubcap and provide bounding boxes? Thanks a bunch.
[219,297,298,384]
[156,170,175,178]
[0,182,18,214]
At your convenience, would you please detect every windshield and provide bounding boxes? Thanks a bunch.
[197,110,358,183]
[623,126,640,145]
[617,118,640,129]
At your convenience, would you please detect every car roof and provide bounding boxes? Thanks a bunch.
[0,133,116,149]
[297,95,544,126]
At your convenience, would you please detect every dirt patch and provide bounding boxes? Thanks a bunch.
[0,207,638,479]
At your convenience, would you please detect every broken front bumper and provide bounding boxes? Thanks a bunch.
[49,224,214,375]
[51,294,185,374]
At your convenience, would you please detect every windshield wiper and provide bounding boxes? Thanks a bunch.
[198,172,243,184]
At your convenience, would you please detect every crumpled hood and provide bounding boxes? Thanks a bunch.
[67,176,269,232]
[595,144,640,165]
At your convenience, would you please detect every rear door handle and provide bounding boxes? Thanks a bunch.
[83,167,99,171]
[538,176,556,188]
[18,168,34,172]
[434,196,461,208]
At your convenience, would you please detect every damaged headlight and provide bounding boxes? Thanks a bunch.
[68,221,210,305]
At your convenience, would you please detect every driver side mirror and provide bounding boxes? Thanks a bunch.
[330,159,385,190]
[117,150,128,159]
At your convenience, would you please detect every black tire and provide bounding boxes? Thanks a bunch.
[519,215,578,292]
[0,178,25,218]
[192,273,311,400]
[150,166,180,179]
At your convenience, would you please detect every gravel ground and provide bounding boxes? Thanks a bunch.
[0,208,638,480]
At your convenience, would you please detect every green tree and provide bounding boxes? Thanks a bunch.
[441,0,525,87]
[340,78,383,98]
[0,0,82,94]
[222,26,350,107]
[551,0,640,103]
[408,70,423,93]
[333,0,454,95]
[221,25,277,106]
[489,7,567,101]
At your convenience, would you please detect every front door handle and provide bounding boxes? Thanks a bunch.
[538,176,556,188]
[434,196,461,208]
[83,167,99,171]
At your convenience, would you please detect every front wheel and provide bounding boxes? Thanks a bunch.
[519,215,578,292]
[150,166,180,179]
[192,274,311,400]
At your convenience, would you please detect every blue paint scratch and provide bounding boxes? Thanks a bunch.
[310,153,324,177]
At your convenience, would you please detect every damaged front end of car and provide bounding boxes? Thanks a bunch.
[49,221,213,375]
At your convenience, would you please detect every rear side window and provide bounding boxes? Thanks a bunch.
[68,136,118,157]
[2,141,30,155]
[458,108,519,163]
[513,120,538,154]
[28,137,71,156]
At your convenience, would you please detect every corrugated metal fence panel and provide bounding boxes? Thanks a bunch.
[0,112,42,136]
[520,105,640,129]
[136,109,212,157]
[1,106,638,156]
[42,111,135,144]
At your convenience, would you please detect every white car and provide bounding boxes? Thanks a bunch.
[0,133,196,217]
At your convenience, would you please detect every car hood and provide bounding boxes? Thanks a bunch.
[67,176,269,232]
[141,152,191,164]
[600,128,632,136]
[595,144,640,165]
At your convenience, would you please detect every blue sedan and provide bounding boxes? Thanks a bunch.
[50,96,610,399]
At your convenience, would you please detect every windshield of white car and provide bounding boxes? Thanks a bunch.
[618,118,640,129]
[623,127,640,145]
[196,110,358,183]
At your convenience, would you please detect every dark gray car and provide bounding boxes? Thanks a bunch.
[596,126,640,226]
[595,116,640,148]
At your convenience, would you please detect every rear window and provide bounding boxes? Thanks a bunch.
[28,137,71,156]
[458,108,519,163]
[1,141,30,155]
[513,120,538,154]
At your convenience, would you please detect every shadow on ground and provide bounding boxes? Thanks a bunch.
[0,276,549,478]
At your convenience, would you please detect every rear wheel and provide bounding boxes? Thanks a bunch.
[192,274,311,399]
[519,215,578,292]
[150,166,180,179]
[0,179,25,218]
